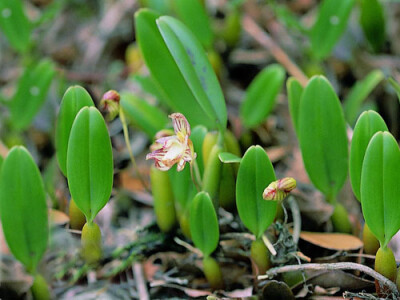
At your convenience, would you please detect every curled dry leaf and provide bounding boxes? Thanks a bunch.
[299,231,363,251]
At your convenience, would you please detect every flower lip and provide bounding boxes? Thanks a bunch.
[146,112,196,172]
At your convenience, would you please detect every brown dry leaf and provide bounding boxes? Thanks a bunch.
[221,286,253,297]
[265,145,290,163]
[143,258,161,282]
[120,168,146,192]
[49,208,69,226]
[299,231,363,251]
[285,146,310,184]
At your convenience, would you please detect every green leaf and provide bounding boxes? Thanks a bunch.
[361,132,400,247]
[191,125,208,177]
[168,166,195,215]
[388,77,400,102]
[298,76,348,198]
[310,0,356,60]
[236,146,277,238]
[172,0,213,49]
[286,77,304,135]
[0,0,31,53]
[135,9,225,130]
[10,60,56,131]
[219,152,241,164]
[240,64,285,129]
[120,92,168,138]
[140,0,172,14]
[360,0,385,52]
[55,86,94,177]
[349,111,387,201]
[343,70,384,126]
[131,74,167,104]
[190,191,219,257]
[157,15,227,132]
[67,107,113,223]
[0,146,48,273]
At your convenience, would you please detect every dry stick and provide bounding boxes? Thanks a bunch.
[242,15,309,87]
[258,262,399,296]
[133,262,150,300]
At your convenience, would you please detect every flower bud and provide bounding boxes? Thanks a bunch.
[263,177,296,202]
[100,90,120,121]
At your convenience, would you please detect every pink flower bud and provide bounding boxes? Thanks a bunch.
[263,177,296,202]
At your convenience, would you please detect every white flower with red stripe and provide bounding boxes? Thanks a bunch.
[146,113,196,172]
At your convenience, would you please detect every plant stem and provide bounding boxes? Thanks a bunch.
[190,160,202,192]
[259,262,399,296]
[119,108,151,194]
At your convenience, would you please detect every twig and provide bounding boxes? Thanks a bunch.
[258,262,399,296]
[119,108,151,194]
[174,237,202,257]
[242,15,308,87]
[287,196,301,244]
[133,262,150,300]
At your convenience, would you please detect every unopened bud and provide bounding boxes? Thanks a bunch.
[263,177,296,202]
[100,90,120,121]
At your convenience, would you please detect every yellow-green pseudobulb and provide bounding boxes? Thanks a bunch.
[375,246,397,296]
[69,198,86,230]
[363,223,379,255]
[250,238,270,275]
[203,256,224,290]
[150,166,177,232]
[31,274,51,300]
[331,203,352,234]
[81,222,102,265]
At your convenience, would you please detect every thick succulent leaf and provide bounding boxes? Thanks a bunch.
[236,146,277,238]
[190,191,219,257]
[360,0,385,52]
[310,0,356,60]
[298,76,348,197]
[120,92,168,139]
[172,0,213,48]
[0,146,48,273]
[157,16,227,132]
[67,107,113,222]
[240,64,285,129]
[343,70,384,126]
[349,111,387,201]
[135,9,222,129]
[286,77,304,135]
[0,0,31,53]
[219,152,241,164]
[10,60,55,131]
[55,86,94,176]
[361,132,400,247]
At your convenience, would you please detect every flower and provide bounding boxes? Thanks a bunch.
[146,113,196,172]
[263,177,296,201]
